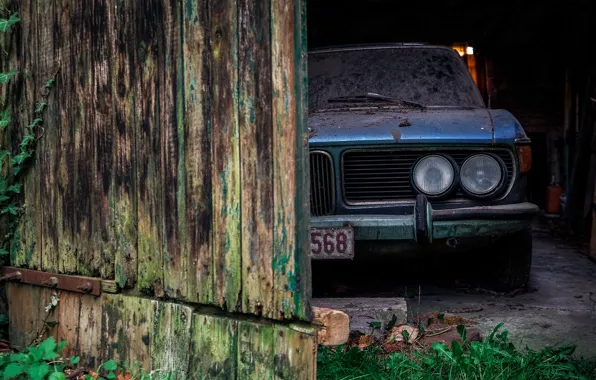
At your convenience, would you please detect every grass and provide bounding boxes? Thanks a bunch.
[317,323,596,380]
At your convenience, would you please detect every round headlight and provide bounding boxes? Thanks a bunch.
[412,155,456,196]
[460,154,503,195]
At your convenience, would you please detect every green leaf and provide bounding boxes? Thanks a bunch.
[39,336,57,354]
[0,13,20,33]
[69,356,81,365]
[0,314,8,324]
[49,373,67,380]
[57,339,67,352]
[28,117,43,129]
[0,249,9,256]
[103,359,118,371]
[0,69,18,84]
[35,101,47,113]
[11,151,31,165]
[2,204,18,216]
[107,373,116,380]
[368,321,381,329]
[451,340,463,360]
[20,134,36,148]
[0,108,10,129]
[27,362,50,380]
[456,324,467,344]
[45,79,55,88]
[3,362,24,380]
[28,346,44,362]
[0,195,10,202]
[12,165,21,176]
[7,184,21,194]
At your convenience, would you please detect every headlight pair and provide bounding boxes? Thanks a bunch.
[411,154,505,199]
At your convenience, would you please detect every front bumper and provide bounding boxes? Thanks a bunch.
[310,197,539,245]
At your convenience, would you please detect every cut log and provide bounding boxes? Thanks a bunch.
[312,307,350,346]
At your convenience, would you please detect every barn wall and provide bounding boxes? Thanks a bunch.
[5,0,310,321]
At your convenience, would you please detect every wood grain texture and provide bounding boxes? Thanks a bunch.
[292,0,312,321]
[151,301,193,378]
[239,0,275,318]
[135,0,165,296]
[53,0,76,275]
[273,325,317,380]
[37,0,60,274]
[162,0,187,300]
[88,0,116,279]
[103,294,153,370]
[10,0,41,270]
[237,321,274,380]
[182,0,213,305]
[110,0,138,289]
[210,0,242,312]
[271,0,310,320]
[189,314,238,379]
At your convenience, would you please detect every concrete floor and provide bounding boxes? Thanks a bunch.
[312,221,596,358]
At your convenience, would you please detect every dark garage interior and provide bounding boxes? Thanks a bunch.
[308,0,596,356]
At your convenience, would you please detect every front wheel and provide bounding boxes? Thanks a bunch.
[485,227,533,292]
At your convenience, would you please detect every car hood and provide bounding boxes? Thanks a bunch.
[308,108,526,146]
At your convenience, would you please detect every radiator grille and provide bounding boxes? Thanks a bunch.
[342,149,515,203]
[310,151,335,216]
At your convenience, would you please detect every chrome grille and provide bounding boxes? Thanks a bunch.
[343,149,515,203]
[310,151,335,216]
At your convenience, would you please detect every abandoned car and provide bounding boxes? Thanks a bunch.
[307,44,538,290]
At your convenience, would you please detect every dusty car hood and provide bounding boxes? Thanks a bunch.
[308,108,525,146]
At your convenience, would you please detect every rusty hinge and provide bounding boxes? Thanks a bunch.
[1,267,102,296]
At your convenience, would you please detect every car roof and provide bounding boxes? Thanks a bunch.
[308,43,457,55]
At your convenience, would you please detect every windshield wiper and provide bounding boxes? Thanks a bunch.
[327,92,426,109]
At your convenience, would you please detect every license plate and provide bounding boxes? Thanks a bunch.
[309,227,355,259]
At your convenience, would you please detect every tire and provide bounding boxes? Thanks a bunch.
[485,227,533,292]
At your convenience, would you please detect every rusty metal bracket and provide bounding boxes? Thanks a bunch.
[1,267,102,296]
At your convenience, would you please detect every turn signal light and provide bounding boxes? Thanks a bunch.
[517,145,532,174]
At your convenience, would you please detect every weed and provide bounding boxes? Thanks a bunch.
[318,323,596,380]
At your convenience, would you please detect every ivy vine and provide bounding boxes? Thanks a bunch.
[0,11,57,260]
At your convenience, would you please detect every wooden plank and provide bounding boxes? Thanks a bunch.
[182,0,213,305]
[37,0,59,274]
[56,292,82,358]
[162,0,187,300]
[271,0,312,320]
[151,301,193,378]
[237,321,274,380]
[110,0,138,288]
[188,314,238,379]
[78,293,103,369]
[238,0,275,318]
[292,0,312,321]
[210,0,242,312]
[88,0,116,279]
[102,294,153,371]
[54,0,76,275]
[11,0,41,270]
[273,325,316,380]
[135,0,165,296]
[7,283,59,351]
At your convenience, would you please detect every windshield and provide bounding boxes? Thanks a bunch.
[308,46,485,111]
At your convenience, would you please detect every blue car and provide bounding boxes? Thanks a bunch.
[307,44,539,291]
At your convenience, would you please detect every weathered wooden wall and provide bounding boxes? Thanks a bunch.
[5,0,310,321]
[2,0,314,377]
[7,283,317,379]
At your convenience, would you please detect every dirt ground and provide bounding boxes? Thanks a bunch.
[312,219,596,358]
